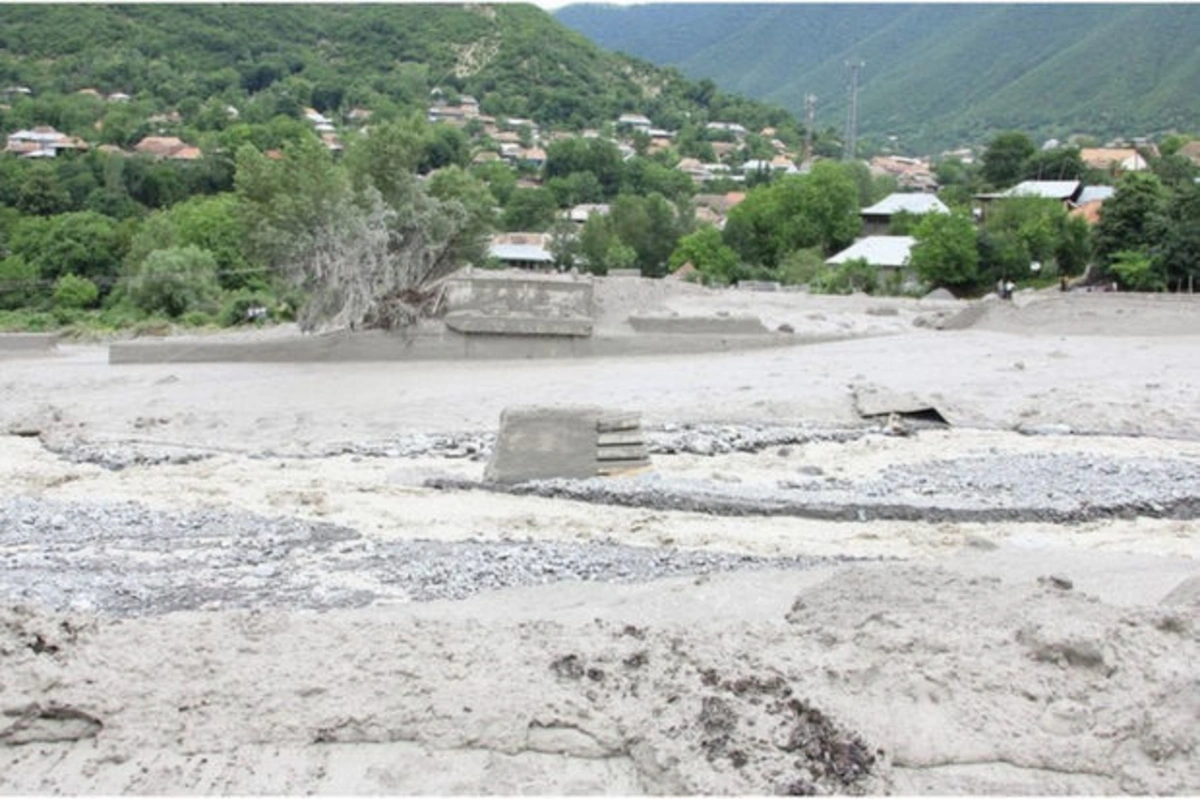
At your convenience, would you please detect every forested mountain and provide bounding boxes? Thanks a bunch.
[0,3,791,133]
[555,3,1200,151]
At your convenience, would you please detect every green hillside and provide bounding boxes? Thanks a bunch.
[0,3,790,133]
[556,3,1200,151]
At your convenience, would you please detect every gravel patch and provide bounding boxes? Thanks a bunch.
[435,451,1200,523]
[0,497,848,617]
[39,423,890,469]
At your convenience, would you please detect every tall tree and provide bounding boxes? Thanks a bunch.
[909,212,980,291]
[1093,172,1168,270]
[981,131,1035,189]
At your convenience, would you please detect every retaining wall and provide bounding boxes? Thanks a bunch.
[106,322,849,363]
[0,333,58,358]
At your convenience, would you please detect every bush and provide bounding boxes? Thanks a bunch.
[126,246,221,318]
[180,310,215,327]
[219,290,276,326]
[810,258,879,295]
[776,247,827,286]
[1109,249,1164,291]
[52,274,100,309]
[0,256,43,310]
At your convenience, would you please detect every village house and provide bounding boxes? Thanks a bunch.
[860,192,949,235]
[133,135,202,160]
[826,235,917,282]
[869,155,938,192]
[740,158,798,177]
[691,192,746,229]
[517,147,546,168]
[706,121,747,139]
[616,113,652,130]
[1179,140,1200,167]
[147,110,183,126]
[974,180,1083,219]
[1067,185,1117,225]
[488,233,555,270]
[1079,147,1149,174]
[564,203,610,224]
[711,141,738,162]
[4,126,87,157]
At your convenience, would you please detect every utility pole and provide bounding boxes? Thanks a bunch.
[843,59,864,162]
[803,93,817,165]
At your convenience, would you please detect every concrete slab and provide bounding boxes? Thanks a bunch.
[484,406,650,484]
[0,333,58,358]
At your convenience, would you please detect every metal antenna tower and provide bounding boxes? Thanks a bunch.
[803,93,817,164]
[843,59,864,161]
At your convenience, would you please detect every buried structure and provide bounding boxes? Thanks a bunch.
[108,270,826,364]
[484,406,651,484]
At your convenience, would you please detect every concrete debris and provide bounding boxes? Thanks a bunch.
[484,406,650,484]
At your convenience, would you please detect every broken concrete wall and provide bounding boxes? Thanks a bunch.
[484,406,649,484]
[444,270,593,320]
[0,334,58,358]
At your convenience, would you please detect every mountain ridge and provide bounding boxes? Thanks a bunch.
[555,3,1200,151]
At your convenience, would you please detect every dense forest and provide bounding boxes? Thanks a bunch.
[556,3,1200,152]
[0,4,793,135]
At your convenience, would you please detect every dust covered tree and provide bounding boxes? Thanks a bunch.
[235,134,482,332]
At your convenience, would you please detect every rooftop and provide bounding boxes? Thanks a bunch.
[826,236,916,269]
[861,193,949,216]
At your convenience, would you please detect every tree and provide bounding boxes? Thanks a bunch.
[607,193,686,277]
[1024,147,1085,182]
[668,225,740,284]
[236,135,477,331]
[501,188,557,232]
[544,137,623,198]
[8,211,124,285]
[1109,249,1164,292]
[52,274,100,309]
[909,212,979,290]
[546,171,604,208]
[420,124,470,173]
[0,256,42,310]
[1149,180,1200,291]
[126,245,221,317]
[621,157,694,203]
[425,166,498,267]
[547,218,581,271]
[981,131,1035,189]
[810,257,878,295]
[1093,172,1168,271]
[125,193,254,289]
[17,165,72,216]
[723,162,860,269]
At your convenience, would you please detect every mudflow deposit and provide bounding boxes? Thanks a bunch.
[1,276,1199,795]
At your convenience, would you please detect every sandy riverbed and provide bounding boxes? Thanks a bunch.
[1,284,1198,794]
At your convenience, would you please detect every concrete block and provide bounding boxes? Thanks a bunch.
[0,333,59,358]
[484,406,650,484]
